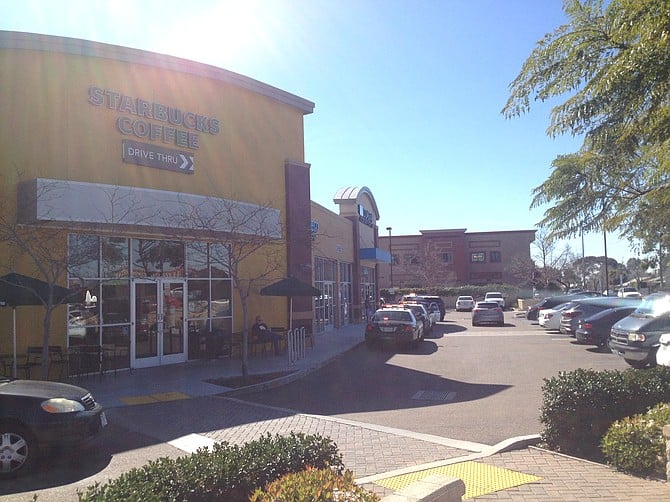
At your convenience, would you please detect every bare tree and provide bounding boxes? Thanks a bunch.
[0,181,73,379]
[508,254,535,288]
[532,228,574,292]
[166,196,284,382]
[398,241,456,288]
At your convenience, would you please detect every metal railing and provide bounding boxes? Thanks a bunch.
[287,326,307,364]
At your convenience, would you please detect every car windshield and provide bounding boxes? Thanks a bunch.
[458,296,473,301]
[634,294,670,316]
[374,311,412,322]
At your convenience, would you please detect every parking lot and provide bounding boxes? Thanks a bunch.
[239,307,630,445]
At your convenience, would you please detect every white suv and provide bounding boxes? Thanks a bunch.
[484,291,505,309]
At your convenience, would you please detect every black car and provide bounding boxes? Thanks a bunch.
[365,308,422,349]
[559,297,641,335]
[0,377,107,477]
[575,306,638,347]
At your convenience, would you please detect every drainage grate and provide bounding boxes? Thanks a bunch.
[412,390,456,401]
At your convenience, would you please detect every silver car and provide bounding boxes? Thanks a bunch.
[471,301,504,327]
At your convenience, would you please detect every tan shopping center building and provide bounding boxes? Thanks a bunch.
[0,31,534,375]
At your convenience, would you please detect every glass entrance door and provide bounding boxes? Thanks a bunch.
[133,279,186,368]
[315,281,335,332]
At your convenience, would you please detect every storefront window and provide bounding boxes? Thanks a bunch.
[187,280,210,320]
[101,279,130,324]
[211,280,232,317]
[69,235,232,364]
[67,279,99,345]
[132,239,184,277]
[210,242,230,278]
[102,237,129,277]
[69,234,99,279]
[186,242,209,278]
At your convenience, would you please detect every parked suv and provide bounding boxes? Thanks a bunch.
[609,292,670,368]
[400,302,433,334]
[401,294,446,320]
[455,295,475,312]
[365,307,423,349]
[484,292,505,309]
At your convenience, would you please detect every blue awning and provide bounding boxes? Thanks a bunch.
[360,247,391,263]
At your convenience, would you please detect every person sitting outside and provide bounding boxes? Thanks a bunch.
[251,315,282,355]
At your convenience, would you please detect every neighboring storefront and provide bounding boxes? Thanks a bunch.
[377,228,536,288]
[310,187,390,331]
[0,31,314,372]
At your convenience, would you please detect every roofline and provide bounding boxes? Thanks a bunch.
[0,30,315,115]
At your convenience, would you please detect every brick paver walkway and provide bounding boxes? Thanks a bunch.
[472,447,670,501]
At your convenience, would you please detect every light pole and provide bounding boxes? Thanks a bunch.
[386,226,393,289]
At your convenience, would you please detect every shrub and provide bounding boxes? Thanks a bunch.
[250,467,380,501]
[601,402,670,478]
[540,366,670,459]
[78,433,344,501]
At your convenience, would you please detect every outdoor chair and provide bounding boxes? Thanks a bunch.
[48,345,68,381]
[16,346,42,379]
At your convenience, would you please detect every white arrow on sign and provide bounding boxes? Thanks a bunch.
[179,154,194,171]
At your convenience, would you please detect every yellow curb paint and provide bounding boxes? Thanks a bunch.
[375,461,542,499]
[120,395,158,405]
[152,392,190,401]
[119,392,191,406]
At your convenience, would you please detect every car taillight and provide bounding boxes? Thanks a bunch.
[582,322,592,329]
[564,311,580,318]
[403,325,414,333]
[365,324,374,332]
[545,313,553,319]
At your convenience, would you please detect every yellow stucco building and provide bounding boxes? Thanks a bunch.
[0,31,315,373]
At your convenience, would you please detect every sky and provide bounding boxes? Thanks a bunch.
[1,0,640,264]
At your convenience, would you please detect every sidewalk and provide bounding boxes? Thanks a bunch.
[80,324,364,408]
[24,324,670,500]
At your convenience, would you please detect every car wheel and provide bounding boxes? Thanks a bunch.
[498,321,504,327]
[471,321,477,327]
[0,424,37,478]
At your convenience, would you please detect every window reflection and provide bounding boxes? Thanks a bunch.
[102,237,129,277]
[211,280,231,317]
[69,234,99,279]
[69,236,233,363]
[101,279,130,324]
[186,242,209,278]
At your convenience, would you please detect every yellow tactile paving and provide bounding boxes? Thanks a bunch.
[375,460,542,499]
[119,392,190,405]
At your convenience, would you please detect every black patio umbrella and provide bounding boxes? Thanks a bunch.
[260,277,321,331]
[0,273,80,378]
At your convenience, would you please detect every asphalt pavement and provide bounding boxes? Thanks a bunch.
[2,312,670,501]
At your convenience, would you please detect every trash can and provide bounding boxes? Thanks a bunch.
[518,299,525,310]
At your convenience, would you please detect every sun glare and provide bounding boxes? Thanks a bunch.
[157,1,271,68]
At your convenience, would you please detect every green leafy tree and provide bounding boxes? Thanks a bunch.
[503,0,670,242]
